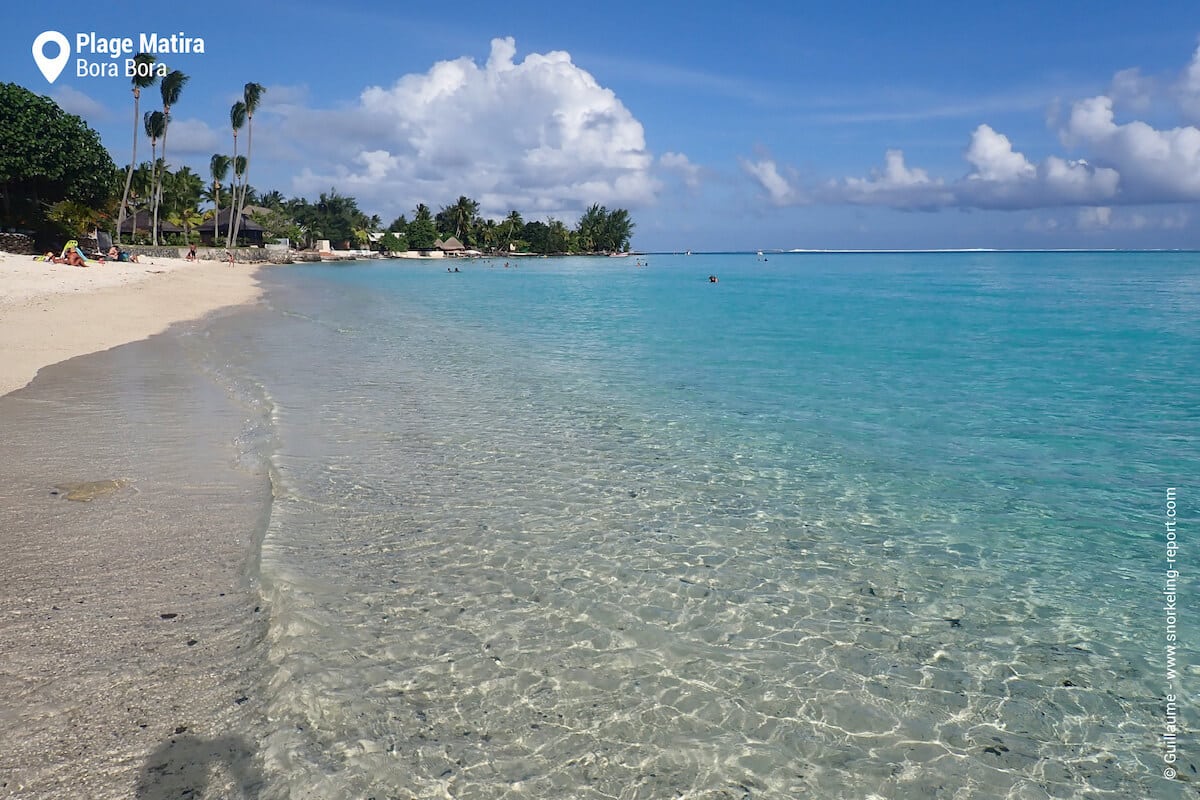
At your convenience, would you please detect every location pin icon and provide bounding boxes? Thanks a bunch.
[32,31,70,84]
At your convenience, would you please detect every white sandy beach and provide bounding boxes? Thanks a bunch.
[0,251,263,397]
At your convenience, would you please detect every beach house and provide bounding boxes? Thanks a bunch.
[196,209,265,247]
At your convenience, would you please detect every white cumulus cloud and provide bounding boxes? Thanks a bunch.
[756,40,1200,213]
[740,158,796,204]
[1062,94,1200,201]
[660,151,701,188]
[1041,156,1120,201]
[834,149,950,209]
[1109,67,1155,113]
[964,124,1036,182]
[1179,43,1200,123]
[282,37,663,220]
[849,149,936,188]
[164,118,222,157]
[823,128,1117,210]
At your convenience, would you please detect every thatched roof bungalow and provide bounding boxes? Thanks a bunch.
[196,209,265,246]
[117,210,183,236]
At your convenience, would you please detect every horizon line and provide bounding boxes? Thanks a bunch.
[642,248,1200,255]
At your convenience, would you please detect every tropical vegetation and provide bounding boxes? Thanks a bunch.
[374,197,634,255]
[225,100,246,247]
[117,53,157,243]
[0,82,119,239]
[0,70,637,255]
[153,69,189,245]
[230,83,264,247]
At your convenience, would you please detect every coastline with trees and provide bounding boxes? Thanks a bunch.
[1,60,637,260]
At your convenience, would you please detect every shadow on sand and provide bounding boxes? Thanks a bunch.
[136,733,261,799]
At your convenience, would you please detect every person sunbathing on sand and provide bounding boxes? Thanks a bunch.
[44,248,90,267]
[106,245,139,263]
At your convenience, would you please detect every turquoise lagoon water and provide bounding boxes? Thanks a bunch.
[202,252,1196,798]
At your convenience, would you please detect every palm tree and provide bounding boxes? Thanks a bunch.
[480,218,498,253]
[230,156,246,244]
[353,226,370,251]
[503,210,523,253]
[407,203,437,249]
[208,154,231,245]
[260,189,285,209]
[575,203,604,253]
[153,70,189,245]
[448,195,479,243]
[118,53,158,244]
[142,111,165,242]
[231,83,265,248]
[129,161,155,241]
[161,166,202,231]
[226,101,246,248]
[47,200,105,241]
[604,208,635,252]
[546,218,570,254]
[168,205,204,243]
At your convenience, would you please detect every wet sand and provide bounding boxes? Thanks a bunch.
[0,252,272,798]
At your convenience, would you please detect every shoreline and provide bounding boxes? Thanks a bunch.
[0,251,264,398]
[0,253,274,797]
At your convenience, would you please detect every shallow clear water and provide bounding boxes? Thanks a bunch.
[206,252,1196,798]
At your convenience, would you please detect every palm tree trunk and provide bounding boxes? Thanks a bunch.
[226,175,238,249]
[146,144,157,245]
[233,120,252,246]
[118,93,139,245]
[226,137,239,249]
[153,138,165,246]
[155,114,174,247]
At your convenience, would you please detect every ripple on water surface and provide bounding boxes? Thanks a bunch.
[241,255,1197,799]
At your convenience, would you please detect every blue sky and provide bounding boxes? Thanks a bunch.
[7,0,1200,251]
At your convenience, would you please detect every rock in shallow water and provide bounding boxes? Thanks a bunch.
[54,478,129,501]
